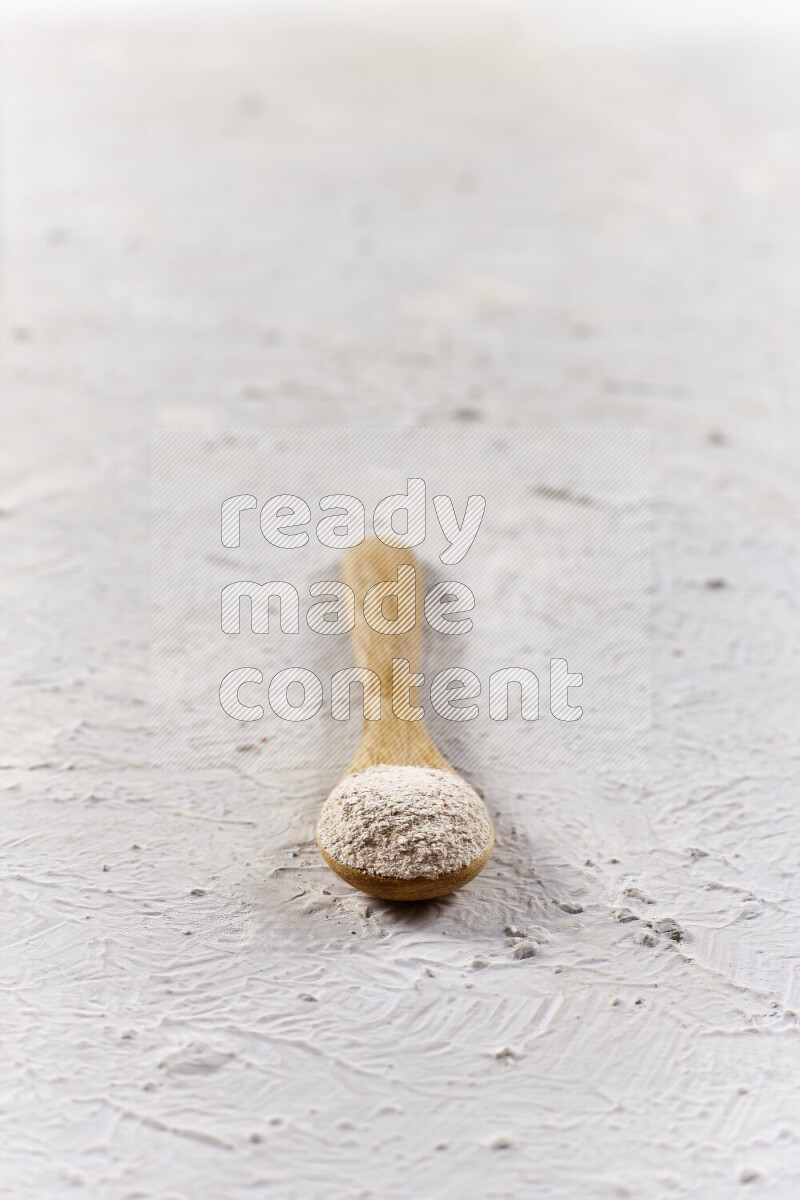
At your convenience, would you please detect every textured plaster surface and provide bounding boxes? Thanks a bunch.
[1,3,798,1197]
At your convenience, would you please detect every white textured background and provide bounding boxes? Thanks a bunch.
[1,2,798,1198]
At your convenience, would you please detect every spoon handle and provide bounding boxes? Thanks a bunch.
[341,539,451,774]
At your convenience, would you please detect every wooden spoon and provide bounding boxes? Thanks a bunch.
[316,539,494,900]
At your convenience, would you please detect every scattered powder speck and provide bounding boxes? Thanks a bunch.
[317,766,491,879]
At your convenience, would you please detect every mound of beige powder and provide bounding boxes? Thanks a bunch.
[316,765,491,880]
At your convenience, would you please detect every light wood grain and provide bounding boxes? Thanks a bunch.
[341,539,452,776]
[317,539,493,901]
